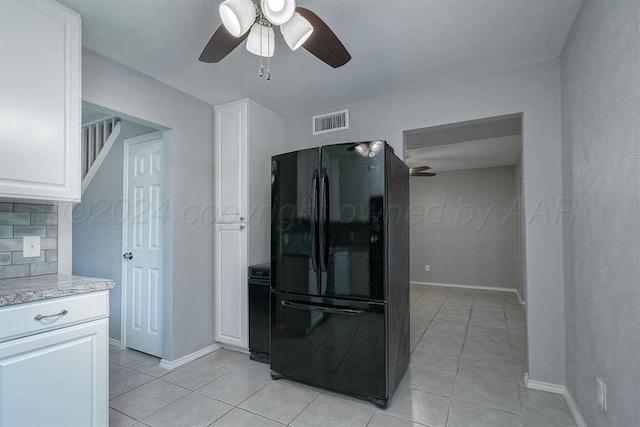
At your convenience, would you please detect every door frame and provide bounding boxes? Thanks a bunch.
[120,130,167,353]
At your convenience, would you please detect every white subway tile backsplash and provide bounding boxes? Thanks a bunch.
[0,239,23,252]
[0,213,30,225]
[30,262,57,276]
[13,226,47,238]
[14,203,47,213]
[12,251,45,265]
[0,265,30,279]
[30,213,57,226]
[0,202,57,280]
[0,253,11,266]
[0,226,12,238]
[45,250,58,262]
[46,226,58,237]
[41,238,57,250]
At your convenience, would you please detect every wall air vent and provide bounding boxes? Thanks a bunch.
[312,109,349,135]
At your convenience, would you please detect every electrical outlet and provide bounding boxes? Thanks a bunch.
[596,377,607,412]
[424,264,430,272]
[23,236,40,258]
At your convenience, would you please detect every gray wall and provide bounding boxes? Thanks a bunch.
[285,59,566,385]
[409,166,517,289]
[247,100,286,266]
[72,120,157,340]
[562,0,640,425]
[82,49,216,362]
[0,202,58,279]
[514,156,526,302]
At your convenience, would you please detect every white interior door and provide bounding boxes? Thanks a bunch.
[123,133,164,357]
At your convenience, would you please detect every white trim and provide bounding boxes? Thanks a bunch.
[525,375,565,394]
[108,338,123,348]
[159,344,221,370]
[515,288,526,306]
[411,281,519,294]
[221,344,250,354]
[57,201,73,275]
[524,374,587,427]
[121,131,166,355]
[82,121,121,195]
[564,389,588,427]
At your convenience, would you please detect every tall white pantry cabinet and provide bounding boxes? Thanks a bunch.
[0,0,82,202]
[214,99,285,350]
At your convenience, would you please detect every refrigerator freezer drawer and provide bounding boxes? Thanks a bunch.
[270,292,387,402]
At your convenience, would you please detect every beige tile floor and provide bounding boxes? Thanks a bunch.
[109,285,577,427]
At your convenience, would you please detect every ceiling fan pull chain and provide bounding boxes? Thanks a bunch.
[267,57,271,80]
[266,31,271,80]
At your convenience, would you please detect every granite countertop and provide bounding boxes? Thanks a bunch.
[0,274,115,307]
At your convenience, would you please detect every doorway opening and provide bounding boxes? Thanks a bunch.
[72,103,170,359]
[402,114,528,403]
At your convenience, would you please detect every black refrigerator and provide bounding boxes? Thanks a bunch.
[270,141,409,408]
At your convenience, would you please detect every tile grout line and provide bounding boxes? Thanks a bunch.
[446,289,475,426]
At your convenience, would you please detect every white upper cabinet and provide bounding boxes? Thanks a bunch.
[0,0,81,202]
[214,100,248,223]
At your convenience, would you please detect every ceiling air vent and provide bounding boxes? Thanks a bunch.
[312,109,349,135]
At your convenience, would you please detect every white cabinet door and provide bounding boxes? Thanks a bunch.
[0,319,108,427]
[214,223,248,348]
[214,100,247,223]
[0,0,81,202]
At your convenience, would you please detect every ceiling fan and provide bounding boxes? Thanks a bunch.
[199,0,351,78]
[409,166,437,177]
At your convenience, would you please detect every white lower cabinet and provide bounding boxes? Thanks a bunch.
[214,223,247,348]
[0,293,108,427]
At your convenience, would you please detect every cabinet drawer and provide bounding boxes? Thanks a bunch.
[0,291,108,342]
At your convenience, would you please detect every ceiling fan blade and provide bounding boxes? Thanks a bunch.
[296,7,351,68]
[410,172,437,177]
[199,25,248,63]
[409,166,432,173]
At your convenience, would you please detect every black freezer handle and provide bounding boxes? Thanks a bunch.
[311,170,319,273]
[319,168,330,273]
[281,300,365,316]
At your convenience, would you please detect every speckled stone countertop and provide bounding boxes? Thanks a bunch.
[0,274,115,307]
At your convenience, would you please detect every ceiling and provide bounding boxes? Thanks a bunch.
[81,106,112,125]
[406,116,522,172]
[57,0,582,117]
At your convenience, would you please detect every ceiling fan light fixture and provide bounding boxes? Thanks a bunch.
[280,12,314,50]
[369,140,383,154]
[261,0,296,25]
[219,0,256,37]
[246,23,275,57]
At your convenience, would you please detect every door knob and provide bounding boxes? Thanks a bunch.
[123,252,133,260]
[240,225,246,230]
[240,217,245,221]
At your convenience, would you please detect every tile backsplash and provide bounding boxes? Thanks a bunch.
[0,202,58,280]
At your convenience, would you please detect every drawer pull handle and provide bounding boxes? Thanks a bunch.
[34,309,68,321]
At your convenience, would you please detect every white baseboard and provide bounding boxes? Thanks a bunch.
[525,375,565,394]
[564,388,588,427]
[524,374,587,427]
[411,281,519,295]
[515,289,527,306]
[109,338,123,348]
[159,344,221,370]
[220,344,250,354]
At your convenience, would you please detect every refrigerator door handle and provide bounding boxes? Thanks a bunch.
[311,170,319,273]
[319,168,330,273]
[281,300,365,316]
